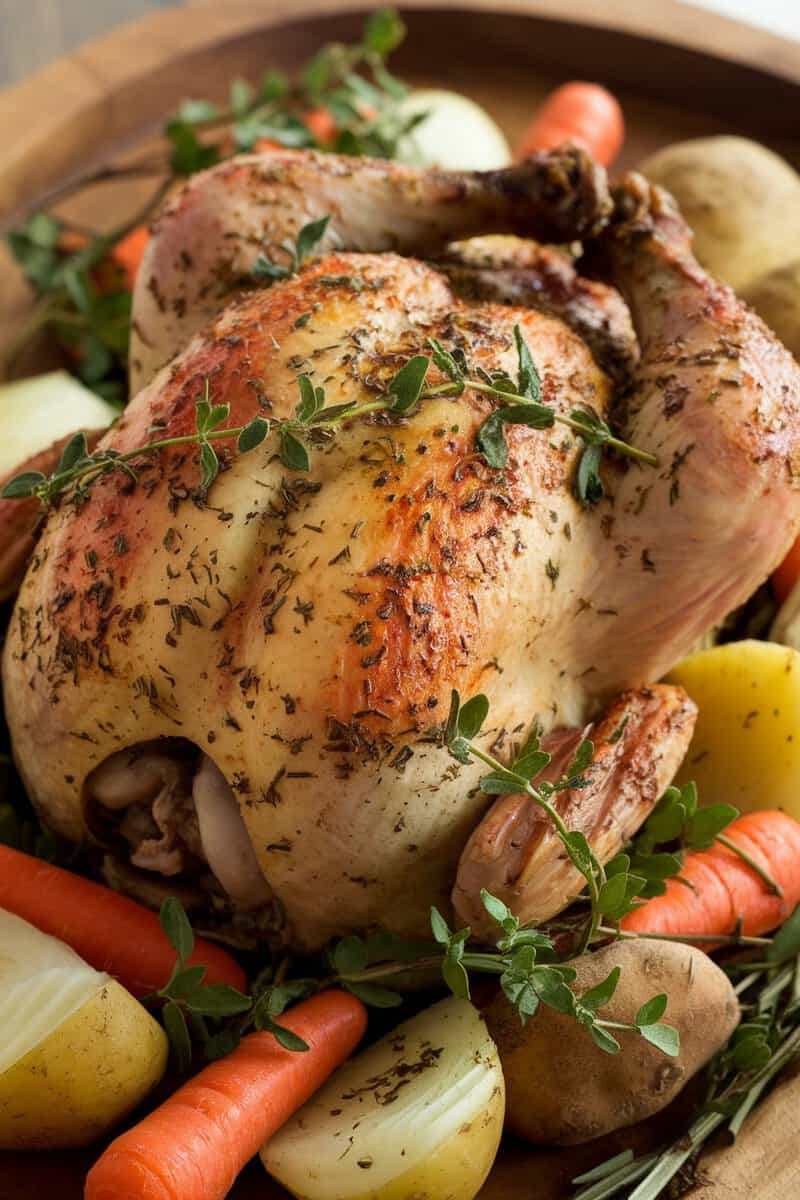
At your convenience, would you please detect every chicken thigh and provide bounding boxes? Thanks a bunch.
[4,149,800,951]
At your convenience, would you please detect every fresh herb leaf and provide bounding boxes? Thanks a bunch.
[344,981,403,1008]
[514,323,542,401]
[333,935,370,975]
[639,1022,680,1057]
[2,471,47,500]
[635,994,668,1027]
[237,417,270,452]
[580,967,621,1013]
[279,429,311,472]
[294,215,331,264]
[160,896,195,966]
[163,1000,193,1071]
[388,355,429,414]
[186,984,252,1018]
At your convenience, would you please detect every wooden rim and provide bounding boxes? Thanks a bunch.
[0,0,799,222]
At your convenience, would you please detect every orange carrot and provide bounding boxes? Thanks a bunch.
[112,225,150,290]
[85,990,367,1200]
[304,106,338,147]
[516,82,625,166]
[621,811,800,942]
[0,845,246,997]
[772,536,800,603]
[255,137,285,153]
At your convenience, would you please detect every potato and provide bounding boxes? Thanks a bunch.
[666,640,800,819]
[262,996,505,1200]
[639,137,800,292]
[484,939,738,1145]
[0,908,167,1149]
[741,258,800,358]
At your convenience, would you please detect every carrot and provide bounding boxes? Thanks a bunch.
[85,990,367,1200]
[254,137,285,153]
[0,845,245,997]
[515,81,625,166]
[621,811,800,943]
[772,536,800,603]
[304,106,338,147]
[112,225,150,290]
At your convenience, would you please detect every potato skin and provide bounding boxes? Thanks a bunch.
[0,978,167,1150]
[640,136,800,292]
[483,939,738,1146]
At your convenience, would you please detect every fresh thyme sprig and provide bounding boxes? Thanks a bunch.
[443,689,628,952]
[3,324,656,511]
[155,890,679,1069]
[1,352,428,507]
[427,326,658,503]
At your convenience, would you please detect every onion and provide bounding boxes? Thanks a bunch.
[0,371,116,478]
[395,89,512,171]
[261,996,505,1200]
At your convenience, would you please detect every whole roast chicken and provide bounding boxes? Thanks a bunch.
[4,146,800,950]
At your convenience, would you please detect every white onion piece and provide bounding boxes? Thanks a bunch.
[192,755,271,909]
[395,89,512,171]
[0,909,104,1073]
[262,996,505,1200]
[0,371,116,478]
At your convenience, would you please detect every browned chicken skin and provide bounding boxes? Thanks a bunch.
[4,149,800,950]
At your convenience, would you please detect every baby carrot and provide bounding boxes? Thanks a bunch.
[622,811,800,942]
[112,225,150,290]
[516,81,625,166]
[85,990,367,1200]
[772,535,800,603]
[0,845,246,996]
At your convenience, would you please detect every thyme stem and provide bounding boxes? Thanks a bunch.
[716,833,783,897]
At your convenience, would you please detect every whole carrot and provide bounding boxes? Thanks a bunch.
[622,811,800,941]
[516,81,625,166]
[0,845,245,996]
[85,990,367,1200]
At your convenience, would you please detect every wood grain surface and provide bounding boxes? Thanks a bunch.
[1,3,800,1199]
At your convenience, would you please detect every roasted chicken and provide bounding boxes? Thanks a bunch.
[4,147,800,950]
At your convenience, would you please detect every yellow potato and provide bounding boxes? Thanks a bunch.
[665,640,800,818]
[741,258,800,359]
[262,996,505,1200]
[640,137,800,292]
[0,909,167,1149]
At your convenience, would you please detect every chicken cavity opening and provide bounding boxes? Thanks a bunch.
[84,741,271,911]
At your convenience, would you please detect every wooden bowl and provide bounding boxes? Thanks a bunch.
[2,2,800,1197]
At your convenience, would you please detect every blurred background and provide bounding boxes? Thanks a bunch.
[1,0,799,87]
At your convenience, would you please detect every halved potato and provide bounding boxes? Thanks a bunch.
[261,996,505,1200]
[666,640,800,819]
[0,908,167,1149]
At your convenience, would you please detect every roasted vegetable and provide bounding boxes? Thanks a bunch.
[484,939,738,1145]
[667,641,800,820]
[261,997,505,1200]
[0,908,167,1149]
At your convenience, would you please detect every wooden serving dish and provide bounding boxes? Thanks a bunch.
[2,2,800,1197]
